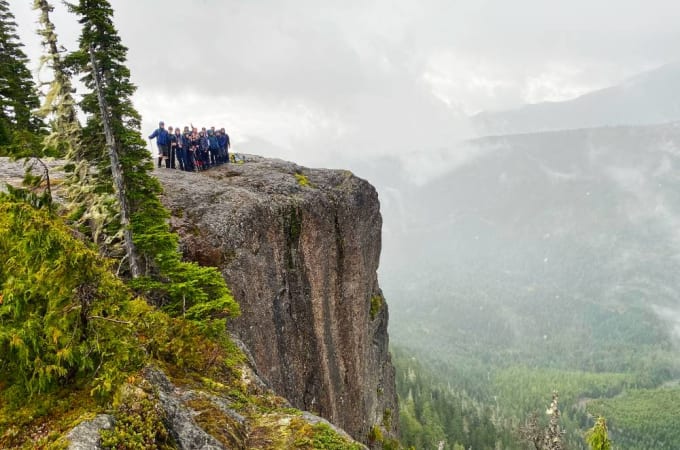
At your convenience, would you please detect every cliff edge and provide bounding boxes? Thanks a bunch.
[156,156,398,444]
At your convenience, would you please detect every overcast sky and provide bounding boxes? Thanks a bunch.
[9,0,680,170]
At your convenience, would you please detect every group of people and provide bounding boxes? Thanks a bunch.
[149,121,231,171]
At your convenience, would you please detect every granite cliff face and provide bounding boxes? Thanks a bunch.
[156,156,398,444]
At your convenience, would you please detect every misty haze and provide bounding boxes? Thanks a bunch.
[3,1,680,449]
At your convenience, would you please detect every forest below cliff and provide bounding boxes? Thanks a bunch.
[374,119,680,449]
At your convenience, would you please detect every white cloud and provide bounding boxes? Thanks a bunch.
[9,0,680,168]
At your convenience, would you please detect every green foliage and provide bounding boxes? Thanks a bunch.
[585,417,611,450]
[394,347,519,450]
[131,303,244,379]
[370,294,383,320]
[587,387,680,449]
[100,382,175,450]
[368,424,384,443]
[492,366,636,418]
[293,421,364,450]
[3,159,55,211]
[128,219,240,321]
[0,0,43,147]
[0,385,97,448]
[383,408,392,427]
[295,172,312,187]
[0,198,144,398]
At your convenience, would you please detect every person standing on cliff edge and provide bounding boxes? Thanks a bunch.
[148,121,170,168]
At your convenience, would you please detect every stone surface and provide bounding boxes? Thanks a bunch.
[157,156,398,443]
[66,414,114,450]
[144,367,230,450]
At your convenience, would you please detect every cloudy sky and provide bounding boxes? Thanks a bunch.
[9,0,680,170]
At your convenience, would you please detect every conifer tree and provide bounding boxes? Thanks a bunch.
[33,0,114,237]
[65,0,238,320]
[0,0,43,153]
[586,417,612,450]
[64,0,149,269]
[34,0,80,154]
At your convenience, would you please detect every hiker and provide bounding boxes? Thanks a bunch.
[148,121,170,168]
[207,129,220,167]
[182,128,194,171]
[198,130,210,170]
[221,128,230,163]
[171,127,184,171]
[167,126,176,169]
[190,129,201,171]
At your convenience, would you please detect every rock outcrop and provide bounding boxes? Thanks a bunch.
[66,415,113,450]
[157,156,398,444]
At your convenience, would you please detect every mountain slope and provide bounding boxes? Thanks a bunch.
[382,122,680,362]
[473,62,680,135]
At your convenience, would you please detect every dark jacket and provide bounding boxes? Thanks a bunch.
[208,135,219,150]
[149,127,170,146]
[199,135,209,152]
[169,133,179,148]
[217,134,227,149]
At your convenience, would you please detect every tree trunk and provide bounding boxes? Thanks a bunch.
[88,45,140,278]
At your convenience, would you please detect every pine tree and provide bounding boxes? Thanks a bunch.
[0,0,43,153]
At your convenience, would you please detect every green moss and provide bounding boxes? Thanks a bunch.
[100,382,176,450]
[370,294,384,320]
[383,408,392,427]
[284,206,302,269]
[292,420,364,449]
[0,386,98,449]
[185,397,247,448]
[368,424,384,444]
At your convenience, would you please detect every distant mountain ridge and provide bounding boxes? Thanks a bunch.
[378,121,680,366]
[473,61,680,136]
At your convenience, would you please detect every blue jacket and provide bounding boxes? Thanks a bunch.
[217,134,227,149]
[149,128,170,146]
[208,135,219,150]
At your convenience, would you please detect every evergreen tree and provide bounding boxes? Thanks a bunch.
[33,0,114,236]
[64,0,148,264]
[33,0,81,154]
[64,0,238,320]
[0,197,144,396]
[0,0,43,153]
[585,417,612,450]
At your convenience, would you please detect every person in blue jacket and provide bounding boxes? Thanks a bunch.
[207,129,220,167]
[216,129,226,164]
[220,128,230,163]
[148,121,170,168]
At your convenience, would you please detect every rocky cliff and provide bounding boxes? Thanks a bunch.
[156,156,398,444]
